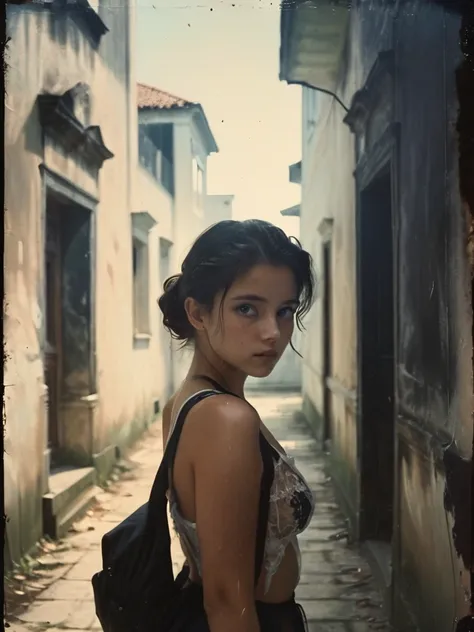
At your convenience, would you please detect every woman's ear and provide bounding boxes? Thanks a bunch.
[184,297,206,332]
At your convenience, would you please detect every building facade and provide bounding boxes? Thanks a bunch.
[137,83,234,387]
[279,0,473,630]
[5,0,155,567]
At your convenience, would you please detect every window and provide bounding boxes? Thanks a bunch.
[132,238,150,336]
[138,125,175,196]
[131,211,157,338]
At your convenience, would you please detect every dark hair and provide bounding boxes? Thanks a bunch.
[158,219,315,344]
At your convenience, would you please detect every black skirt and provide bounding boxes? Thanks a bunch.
[168,580,308,632]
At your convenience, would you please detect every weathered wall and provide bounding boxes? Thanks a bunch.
[4,2,103,566]
[4,0,164,565]
[392,4,472,630]
[299,1,473,629]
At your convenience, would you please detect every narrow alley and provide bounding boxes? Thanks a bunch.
[7,394,390,632]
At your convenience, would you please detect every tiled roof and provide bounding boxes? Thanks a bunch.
[137,83,195,110]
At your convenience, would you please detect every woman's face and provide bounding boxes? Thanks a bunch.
[202,263,299,378]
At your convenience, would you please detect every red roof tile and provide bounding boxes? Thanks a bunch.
[137,83,194,110]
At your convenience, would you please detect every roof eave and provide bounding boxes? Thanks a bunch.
[280,203,301,217]
[192,105,219,155]
[279,0,351,93]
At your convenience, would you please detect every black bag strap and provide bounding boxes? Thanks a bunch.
[158,380,275,586]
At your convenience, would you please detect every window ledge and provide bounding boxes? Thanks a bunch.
[133,332,152,341]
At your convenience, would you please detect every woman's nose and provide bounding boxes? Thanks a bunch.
[260,316,280,341]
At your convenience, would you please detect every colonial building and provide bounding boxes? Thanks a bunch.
[136,83,234,386]
[278,0,473,630]
[4,1,234,570]
[4,0,145,566]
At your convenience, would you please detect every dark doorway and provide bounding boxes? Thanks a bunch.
[358,168,395,543]
[322,240,332,444]
[44,190,94,467]
[45,201,63,454]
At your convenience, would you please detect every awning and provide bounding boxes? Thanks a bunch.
[280,204,301,217]
[279,0,351,93]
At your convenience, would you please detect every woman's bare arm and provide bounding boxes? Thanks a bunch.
[191,396,263,632]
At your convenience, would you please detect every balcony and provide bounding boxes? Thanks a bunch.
[138,128,174,197]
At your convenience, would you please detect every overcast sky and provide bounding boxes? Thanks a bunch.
[135,0,301,236]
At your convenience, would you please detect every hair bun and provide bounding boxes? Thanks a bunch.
[163,274,181,294]
[158,274,192,340]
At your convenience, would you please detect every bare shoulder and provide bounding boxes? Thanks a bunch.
[187,394,261,444]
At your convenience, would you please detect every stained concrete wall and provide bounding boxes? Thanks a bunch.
[297,2,473,630]
[4,1,165,566]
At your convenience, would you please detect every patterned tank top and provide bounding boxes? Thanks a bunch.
[167,389,315,594]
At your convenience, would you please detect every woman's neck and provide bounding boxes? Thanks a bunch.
[187,349,247,398]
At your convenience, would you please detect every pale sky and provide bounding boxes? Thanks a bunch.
[135,0,301,237]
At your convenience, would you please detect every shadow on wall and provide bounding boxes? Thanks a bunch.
[455,4,474,625]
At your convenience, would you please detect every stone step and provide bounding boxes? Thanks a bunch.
[43,467,98,539]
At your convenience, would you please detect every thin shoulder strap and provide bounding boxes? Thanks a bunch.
[146,391,219,512]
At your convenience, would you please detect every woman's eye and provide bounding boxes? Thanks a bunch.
[236,304,256,316]
[278,306,296,319]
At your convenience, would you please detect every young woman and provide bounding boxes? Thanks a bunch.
[158,219,315,632]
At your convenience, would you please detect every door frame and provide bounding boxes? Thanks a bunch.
[343,49,400,546]
[318,218,334,446]
[40,165,98,473]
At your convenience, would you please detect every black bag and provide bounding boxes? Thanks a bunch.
[91,386,275,632]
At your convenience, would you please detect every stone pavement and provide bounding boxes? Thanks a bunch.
[7,393,390,632]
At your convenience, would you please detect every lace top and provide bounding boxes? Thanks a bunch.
[167,391,315,594]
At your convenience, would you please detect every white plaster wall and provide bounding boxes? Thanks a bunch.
[205,194,233,226]
[134,166,173,240]
[299,81,359,416]
[132,165,174,405]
